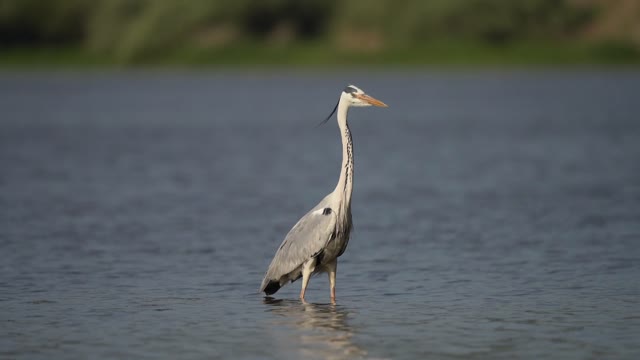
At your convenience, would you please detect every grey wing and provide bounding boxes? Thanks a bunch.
[260,206,337,291]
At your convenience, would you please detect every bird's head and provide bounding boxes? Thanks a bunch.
[319,85,387,126]
[341,85,388,108]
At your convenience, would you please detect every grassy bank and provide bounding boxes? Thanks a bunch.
[2,41,639,69]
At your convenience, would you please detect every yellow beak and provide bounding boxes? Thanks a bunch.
[356,93,388,107]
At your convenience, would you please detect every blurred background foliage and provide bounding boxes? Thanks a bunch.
[0,0,639,66]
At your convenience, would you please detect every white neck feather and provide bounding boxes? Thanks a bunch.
[333,98,353,210]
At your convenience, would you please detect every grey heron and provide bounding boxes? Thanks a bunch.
[260,85,387,303]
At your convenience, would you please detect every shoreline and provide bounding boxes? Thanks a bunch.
[2,42,639,69]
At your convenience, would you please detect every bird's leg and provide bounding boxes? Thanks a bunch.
[299,259,314,303]
[299,274,310,303]
[326,259,337,304]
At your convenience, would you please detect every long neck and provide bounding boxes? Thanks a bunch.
[334,100,354,209]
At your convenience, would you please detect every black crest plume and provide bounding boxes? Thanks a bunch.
[316,100,339,127]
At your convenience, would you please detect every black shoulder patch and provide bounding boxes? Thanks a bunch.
[322,208,332,215]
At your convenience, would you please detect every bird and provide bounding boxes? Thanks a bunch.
[259,85,387,303]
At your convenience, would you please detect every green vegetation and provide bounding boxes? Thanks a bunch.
[1,0,639,67]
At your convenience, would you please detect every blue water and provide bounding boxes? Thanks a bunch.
[1,71,639,359]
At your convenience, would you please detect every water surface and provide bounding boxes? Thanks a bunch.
[1,71,639,359]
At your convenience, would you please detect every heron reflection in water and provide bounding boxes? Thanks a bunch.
[263,297,367,359]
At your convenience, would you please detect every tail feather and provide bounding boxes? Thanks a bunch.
[262,280,281,295]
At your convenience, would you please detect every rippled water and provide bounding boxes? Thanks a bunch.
[1,71,639,359]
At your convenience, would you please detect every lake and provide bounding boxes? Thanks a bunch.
[1,70,639,359]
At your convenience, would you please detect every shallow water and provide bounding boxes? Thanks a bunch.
[1,70,639,359]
